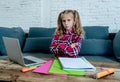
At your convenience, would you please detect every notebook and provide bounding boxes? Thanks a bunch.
[49,59,86,76]
[2,37,46,66]
[58,57,96,71]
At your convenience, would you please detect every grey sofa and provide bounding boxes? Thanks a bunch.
[0,26,120,62]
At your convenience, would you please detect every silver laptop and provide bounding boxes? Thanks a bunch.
[2,37,47,67]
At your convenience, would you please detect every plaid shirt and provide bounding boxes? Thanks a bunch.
[50,29,82,58]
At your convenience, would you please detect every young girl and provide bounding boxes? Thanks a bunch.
[50,10,85,58]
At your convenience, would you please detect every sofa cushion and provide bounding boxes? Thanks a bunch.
[79,39,113,56]
[0,27,25,55]
[83,26,109,39]
[28,27,56,37]
[23,37,52,53]
[113,30,120,61]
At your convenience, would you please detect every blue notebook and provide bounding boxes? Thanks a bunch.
[58,57,96,71]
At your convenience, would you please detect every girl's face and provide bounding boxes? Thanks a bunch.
[61,13,74,31]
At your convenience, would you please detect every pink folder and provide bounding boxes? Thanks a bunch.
[33,60,53,74]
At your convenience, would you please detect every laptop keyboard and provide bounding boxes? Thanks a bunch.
[24,58,36,64]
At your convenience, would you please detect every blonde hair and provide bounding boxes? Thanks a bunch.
[55,9,85,38]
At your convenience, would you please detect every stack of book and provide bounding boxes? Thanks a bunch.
[32,57,96,76]
[49,59,86,76]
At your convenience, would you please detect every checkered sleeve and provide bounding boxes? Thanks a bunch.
[63,37,82,56]
[50,34,59,54]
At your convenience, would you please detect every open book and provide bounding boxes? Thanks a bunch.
[58,57,96,71]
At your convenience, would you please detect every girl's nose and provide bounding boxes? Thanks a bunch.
[65,21,68,25]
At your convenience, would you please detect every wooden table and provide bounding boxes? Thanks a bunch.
[0,58,120,82]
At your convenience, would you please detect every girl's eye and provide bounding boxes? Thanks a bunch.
[62,20,66,22]
[67,19,71,21]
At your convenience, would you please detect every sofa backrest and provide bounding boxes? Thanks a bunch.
[28,27,56,37]
[84,26,109,39]
[23,26,114,56]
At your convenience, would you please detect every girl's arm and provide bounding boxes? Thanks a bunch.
[60,36,82,56]
[50,34,60,54]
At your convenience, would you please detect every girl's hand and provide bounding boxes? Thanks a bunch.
[70,43,78,48]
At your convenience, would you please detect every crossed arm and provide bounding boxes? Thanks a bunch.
[50,35,82,57]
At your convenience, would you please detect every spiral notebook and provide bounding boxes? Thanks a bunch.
[58,57,96,71]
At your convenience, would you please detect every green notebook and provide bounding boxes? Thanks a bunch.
[49,59,86,76]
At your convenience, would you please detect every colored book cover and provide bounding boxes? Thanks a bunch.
[33,60,53,74]
[32,59,67,77]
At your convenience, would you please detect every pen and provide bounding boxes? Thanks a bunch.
[21,64,41,73]
[21,67,37,73]
[96,68,115,79]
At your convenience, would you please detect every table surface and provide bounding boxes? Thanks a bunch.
[0,57,120,82]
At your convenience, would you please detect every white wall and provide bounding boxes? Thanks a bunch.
[0,0,120,33]
[0,0,42,32]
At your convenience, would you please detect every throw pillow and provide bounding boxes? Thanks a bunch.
[113,30,120,61]
[79,39,113,56]
[0,27,25,55]
[23,37,52,53]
